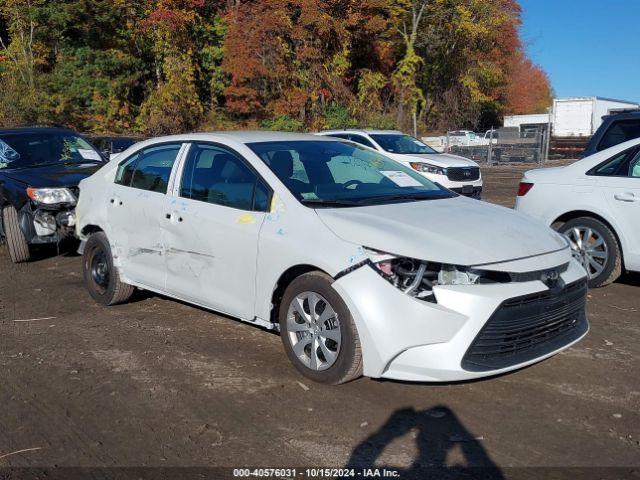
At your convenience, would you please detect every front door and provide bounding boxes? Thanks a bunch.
[106,142,184,290]
[163,142,271,320]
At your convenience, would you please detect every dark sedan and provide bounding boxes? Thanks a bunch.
[0,127,106,262]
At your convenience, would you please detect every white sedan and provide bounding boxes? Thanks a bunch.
[516,138,640,288]
[76,132,587,384]
[318,130,483,198]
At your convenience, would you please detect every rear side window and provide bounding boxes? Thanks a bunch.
[588,147,640,177]
[598,119,640,151]
[628,151,640,178]
[348,135,376,149]
[115,144,182,193]
[180,143,271,211]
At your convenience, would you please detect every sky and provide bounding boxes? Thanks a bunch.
[519,0,640,103]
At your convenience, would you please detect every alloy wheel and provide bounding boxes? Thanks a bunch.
[286,291,341,371]
[564,226,608,279]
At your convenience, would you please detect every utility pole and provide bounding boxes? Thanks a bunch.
[487,127,494,165]
[544,105,553,163]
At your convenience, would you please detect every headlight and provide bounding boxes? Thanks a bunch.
[365,248,509,301]
[26,187,76,205]
[409,162,446,175]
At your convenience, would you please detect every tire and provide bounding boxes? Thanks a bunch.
[279,271,363,384]
[83,231,134,305]
[558,216,622,288]
[2,205,30,263]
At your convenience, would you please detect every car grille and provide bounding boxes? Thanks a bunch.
[446,167,480,182]
[462,280,588,372]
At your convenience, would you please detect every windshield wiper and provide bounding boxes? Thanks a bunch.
[355,193,439,205]
[300,198,361,208]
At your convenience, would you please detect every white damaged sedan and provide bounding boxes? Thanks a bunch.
[76,132,588,384]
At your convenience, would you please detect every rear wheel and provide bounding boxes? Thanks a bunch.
[279,271,362,384]
[83,231,134,305]
[2,205,30,263]
[558,217,621,288]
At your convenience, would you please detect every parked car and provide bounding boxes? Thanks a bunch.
[0,126,106,263]
[76,132,587,384]
[89,135,142,160]
[583,111,640,157]
[516,138,640,287]
[318,130,483,198]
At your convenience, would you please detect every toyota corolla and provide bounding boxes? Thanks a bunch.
[76,132,588,384]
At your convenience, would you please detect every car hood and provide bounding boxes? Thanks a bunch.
[316,196,567,266]
[1,162,103,188]
[388,153,478,168]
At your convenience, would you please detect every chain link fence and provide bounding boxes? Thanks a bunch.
[445,129,549,165]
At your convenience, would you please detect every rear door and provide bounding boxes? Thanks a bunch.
[163,142,271,319]
[107,143,185,290]
[594,148,640,269]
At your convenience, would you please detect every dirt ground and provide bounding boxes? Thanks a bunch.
[1,164,639,479]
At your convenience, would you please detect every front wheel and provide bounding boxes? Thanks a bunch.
[558,217,622,288]
[2,205,30,263]
[83,231,134,305]
[279,271,362,384]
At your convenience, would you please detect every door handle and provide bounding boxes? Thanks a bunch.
[614,192,637,202]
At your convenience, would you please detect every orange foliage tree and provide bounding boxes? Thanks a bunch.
[504,52,553,115]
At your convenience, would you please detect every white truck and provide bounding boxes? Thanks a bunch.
[504,97,639,138]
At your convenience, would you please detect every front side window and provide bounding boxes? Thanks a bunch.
[248,140,453,207]
[0,132,104,170]
[115,143,181,193]
[180,143,269,211]
[598,119,640,151]
[369,134,438,154]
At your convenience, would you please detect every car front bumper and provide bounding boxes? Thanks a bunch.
[18,203,77,244]
[450,185,482,199]
[332,256,588,382]
[415,172,483,199]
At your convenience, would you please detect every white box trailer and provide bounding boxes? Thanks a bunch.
[504,113,551,129]
[552,97,639,137]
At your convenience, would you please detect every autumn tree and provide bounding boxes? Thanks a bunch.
[504,52,553,115]
[222,0,389,129]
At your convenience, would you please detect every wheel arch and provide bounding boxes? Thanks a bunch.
[80,224,104,238]
[269,264,331,324]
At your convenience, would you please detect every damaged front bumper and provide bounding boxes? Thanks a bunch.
[331,252,588,382]
[19,202,77,244]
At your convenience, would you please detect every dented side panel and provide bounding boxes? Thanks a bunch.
[162,193,266,321]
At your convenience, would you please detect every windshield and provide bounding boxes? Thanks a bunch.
[0,132,104,170]
[369,134,438,154]
[248,140,454,207]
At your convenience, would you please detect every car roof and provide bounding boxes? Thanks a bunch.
[0,126,79,136]
[319,129,403,135]
[601,111,640,121]
[133,131,346,146]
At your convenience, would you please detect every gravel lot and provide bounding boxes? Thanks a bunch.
[1,164,639,479]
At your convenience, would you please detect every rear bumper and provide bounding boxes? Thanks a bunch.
[332,257,588,382]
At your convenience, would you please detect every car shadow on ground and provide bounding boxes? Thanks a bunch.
[618,271,640,287]
[345,406,504,480]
